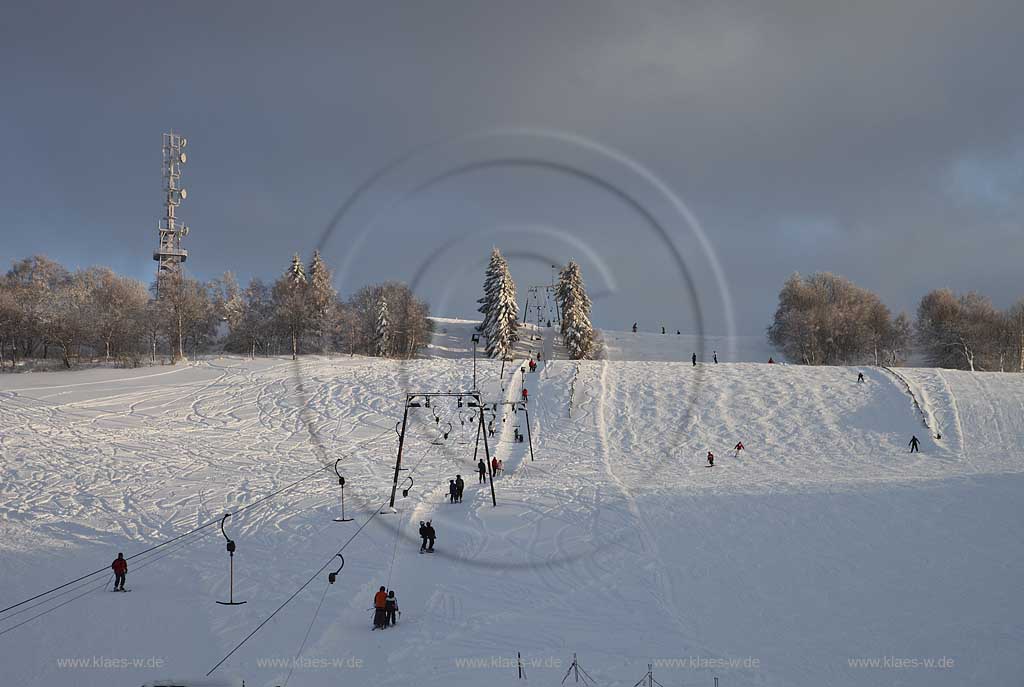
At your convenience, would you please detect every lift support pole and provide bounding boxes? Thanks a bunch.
[387,401,411,510]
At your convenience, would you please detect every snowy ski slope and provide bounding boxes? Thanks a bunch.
[0,324,1022,686]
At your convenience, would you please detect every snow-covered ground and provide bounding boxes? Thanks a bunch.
[1,325,1022,686]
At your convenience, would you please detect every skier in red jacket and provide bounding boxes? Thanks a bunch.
[521,388,528,404]
[111,553,127,591]
[734,441,745,457]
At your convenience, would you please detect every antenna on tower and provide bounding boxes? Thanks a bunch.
[153,131,190,295]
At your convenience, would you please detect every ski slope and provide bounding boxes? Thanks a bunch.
[1,326,1022,686]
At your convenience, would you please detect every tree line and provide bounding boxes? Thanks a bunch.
[768,272,1024,371]
[0,252,432,369]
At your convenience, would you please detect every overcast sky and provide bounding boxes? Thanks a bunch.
[2,0,1022,335]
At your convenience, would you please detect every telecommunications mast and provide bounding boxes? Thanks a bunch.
[153,131,190,294]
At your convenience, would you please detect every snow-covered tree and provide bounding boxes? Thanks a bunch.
[307,250,338,353]
[556,260,594,359]
[273,253,309,360]
[375,295,390,357]
[476,248,518,358]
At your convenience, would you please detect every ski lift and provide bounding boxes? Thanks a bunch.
[327,554,346,584]
[216,514,246,606]
[333,460,353,522]
[442,422,453,440]
[433,407,441,425]
[424,397,431,408]
[457,396,463,408]
[401,475,414,498]
[395,421,402,438]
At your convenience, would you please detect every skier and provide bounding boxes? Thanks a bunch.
[706,451,714,467]
[385,590,399,627]
[478,458,487,483]
[632,322,638,333]
[488,420,496,438]
[768,357,775,364]
[734,441,744,457]
[497,459,504,474]
[424,521,436,552]
[692,352,697,367]
[521,387,529,404]
[111,552,127,591]
[713,351,718,364]
[857,372,865,383]
[909,435,920,453]
[491,456,499,475]
[661,326,666,334]
[448,480,457,504]
[537,351,542,361]
[676,330,680,335]
[455,474,465,502]
[529,359,537,373]
[419,521,428,552]
[373,586,388,629]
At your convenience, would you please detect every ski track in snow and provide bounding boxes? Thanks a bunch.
[1,326,1023,686]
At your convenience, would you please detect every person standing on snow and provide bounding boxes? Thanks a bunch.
[373,586,388,629]
[857,372,865,383]
[661,325,666,334]
[632,322,638,333]
[706,451,715,467]
[111,553,127,591]
[692,352,697,367]
[734,441,744,457]
[385,590,399,627]
[448,480,457,504]
[491,456,499,476]
[455,474,465,502]
[521,387,529,404]
[478,458,487,483]
[419,521,428,552]
[424,521,436,552]
[909,435,920,453]
[713,351,718,364]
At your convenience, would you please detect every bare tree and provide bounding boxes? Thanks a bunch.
[156,273,214,362]
[915,289,1003,371]
[768,272,899,365]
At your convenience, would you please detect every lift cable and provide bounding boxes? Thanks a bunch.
[206,441,448,677]
[0,462,334,621]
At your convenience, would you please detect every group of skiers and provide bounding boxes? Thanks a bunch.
[418,520,436,552]
[706,441,745,467]
[447,475,465,503]
[373,586,399,629]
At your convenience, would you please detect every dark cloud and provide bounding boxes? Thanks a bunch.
[2,0,1021,334]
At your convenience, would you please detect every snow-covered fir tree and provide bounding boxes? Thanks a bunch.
[556,260,594,359]
[375,294,390,357]
[307,250,338,352]
[476,248,518,358]
[286,253,307,287]
[274,253,309,360]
